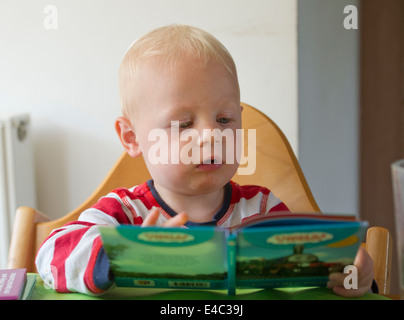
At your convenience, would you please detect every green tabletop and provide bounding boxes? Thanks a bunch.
[29,274,390,300]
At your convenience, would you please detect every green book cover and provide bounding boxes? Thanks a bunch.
[99,213,368,295]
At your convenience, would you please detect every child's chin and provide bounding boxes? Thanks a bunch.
[188,176,230,193]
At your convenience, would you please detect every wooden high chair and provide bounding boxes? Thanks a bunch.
[7,103,393,294]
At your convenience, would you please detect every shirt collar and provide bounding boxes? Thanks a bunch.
[146,179,232,227]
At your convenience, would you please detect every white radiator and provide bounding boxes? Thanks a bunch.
[0,113,36,269]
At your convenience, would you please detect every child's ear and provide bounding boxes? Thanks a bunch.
[115,117,142,158]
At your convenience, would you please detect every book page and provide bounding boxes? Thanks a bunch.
[100,226,228,289]
[236,222,366,288]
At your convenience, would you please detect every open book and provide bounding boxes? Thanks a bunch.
[99,213,368,295]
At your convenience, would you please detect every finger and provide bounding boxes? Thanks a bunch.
[326,280,340,289]
[328,249,375,297]
[328,272,346,286]
[327,273,358,297]
[353,247,374,291]
[162,213,188,227]
[142,207,160,226]
[355,247,374,276]
[331,284,367,298]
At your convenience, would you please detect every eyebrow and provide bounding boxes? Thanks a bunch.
[161,105,193,120]
[161,97,240,119]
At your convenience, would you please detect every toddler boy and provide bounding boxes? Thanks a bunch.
[36,24,373,297]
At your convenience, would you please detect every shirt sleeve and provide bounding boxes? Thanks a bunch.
[266,191,290,213]
[35,222,109,294]
[35,190,136,295]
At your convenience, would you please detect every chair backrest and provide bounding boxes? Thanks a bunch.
[233,103,320,212]
[11,102,320,272]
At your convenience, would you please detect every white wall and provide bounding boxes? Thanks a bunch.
[0,0,298,219]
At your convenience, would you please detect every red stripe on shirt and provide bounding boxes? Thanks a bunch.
[268,202,289,213]
[230,181,270,204]
[114,184,158,211]
[50,226,91,292]
[92,196,132,224]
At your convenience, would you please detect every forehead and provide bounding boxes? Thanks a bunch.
[127,56,240,123]
[138,56,239,94]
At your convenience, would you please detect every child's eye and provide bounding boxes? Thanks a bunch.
[217,118,230,124]
[179,121,193,128]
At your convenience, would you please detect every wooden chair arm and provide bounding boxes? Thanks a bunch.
[7,207,50,271]
[364,226,393,294]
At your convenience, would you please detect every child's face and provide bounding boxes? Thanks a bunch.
[127,57,241,196]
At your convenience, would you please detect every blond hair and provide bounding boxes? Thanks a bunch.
[119,24,239,117]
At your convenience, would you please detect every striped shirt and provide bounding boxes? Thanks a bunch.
[35,180,288,295]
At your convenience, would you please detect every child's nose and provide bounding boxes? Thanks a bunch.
[198,125,222,147]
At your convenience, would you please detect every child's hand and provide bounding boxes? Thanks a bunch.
[141,207,188,227]
[327,246,374,297]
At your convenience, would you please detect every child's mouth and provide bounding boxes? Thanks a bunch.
[196,157,224,171]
